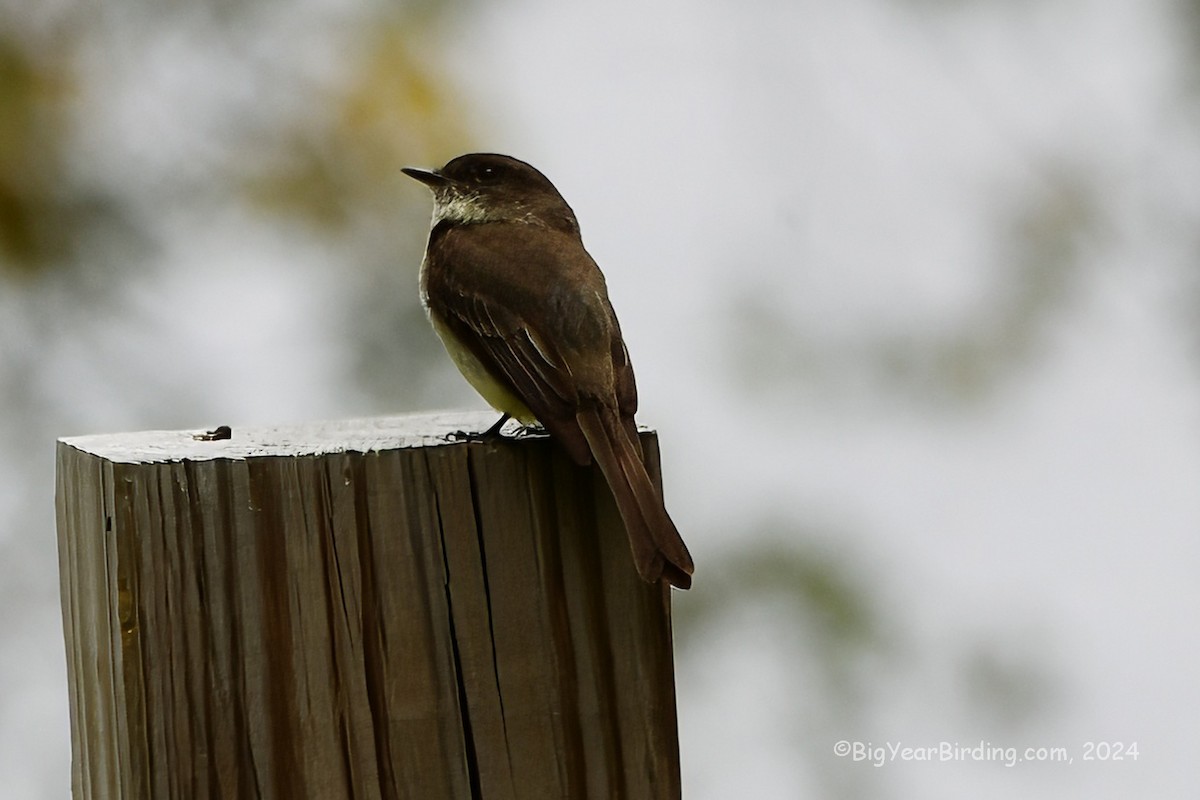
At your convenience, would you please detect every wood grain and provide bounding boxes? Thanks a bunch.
[55,412,681,799]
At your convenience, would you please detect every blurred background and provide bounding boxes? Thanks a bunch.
[3,0,1199,796]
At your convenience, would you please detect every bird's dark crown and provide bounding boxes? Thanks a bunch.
[440,154,558,194]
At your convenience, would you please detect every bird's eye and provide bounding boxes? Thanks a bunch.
[471,164,504,184]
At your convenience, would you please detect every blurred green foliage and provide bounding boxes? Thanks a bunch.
[729,167,1100,408]
[247,20,471,230]
[676,534,880,661]
[0,6,472,279]
[0,36,76,274]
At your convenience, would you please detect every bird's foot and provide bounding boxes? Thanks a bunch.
[445,413,511,443]
[511,422,547,439]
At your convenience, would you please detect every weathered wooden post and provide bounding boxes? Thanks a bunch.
[55,411,681,799]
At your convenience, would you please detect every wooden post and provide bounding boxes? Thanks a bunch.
[54,411,681,799]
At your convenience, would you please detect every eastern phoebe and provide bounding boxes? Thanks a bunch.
[402,153,694,589]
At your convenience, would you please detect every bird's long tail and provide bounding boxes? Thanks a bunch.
[576,407,694,589]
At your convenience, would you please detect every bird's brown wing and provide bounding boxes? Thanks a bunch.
[425,224,610,465]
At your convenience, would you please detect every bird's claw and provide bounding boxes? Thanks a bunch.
[445,429,490,443]
[445,413,514,443]
[511,423,546,439]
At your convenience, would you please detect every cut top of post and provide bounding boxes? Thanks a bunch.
[57,411,573,464]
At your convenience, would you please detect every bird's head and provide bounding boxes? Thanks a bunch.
[403,153,579,233]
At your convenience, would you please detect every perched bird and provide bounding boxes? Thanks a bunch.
[402,153,694,589]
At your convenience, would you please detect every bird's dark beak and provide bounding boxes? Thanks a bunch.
[402,166,450,188]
